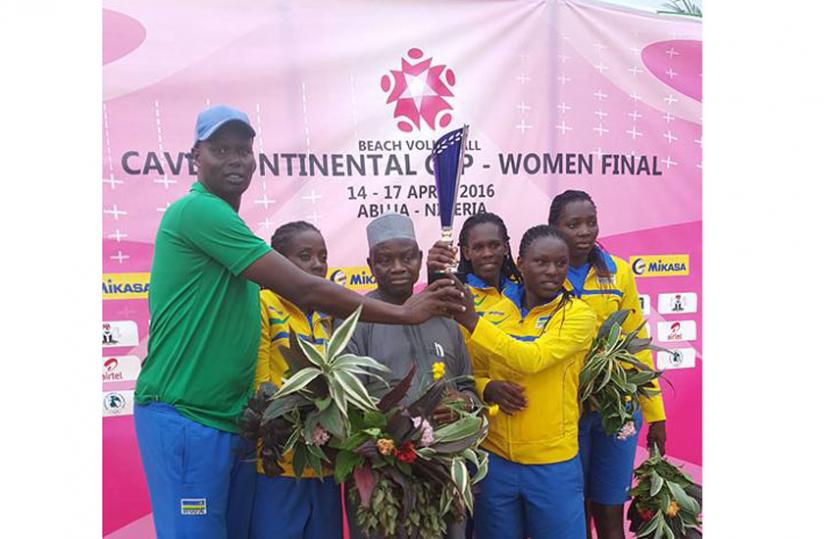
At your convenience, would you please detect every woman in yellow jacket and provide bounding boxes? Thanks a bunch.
[427,212,522,308]
[427,212,530,415]
[452,224,597,539]
[250,221,341,539]
[548,190,666,539]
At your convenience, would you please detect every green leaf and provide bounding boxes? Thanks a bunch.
[292,445,307,479]
[316,396,332,411]
[667,480,701,514]
[261,393,310,422]
[649,471,664,496]
[338,367,390,383]
[306,441,328,462]
[415,447,437,459]
[461,448,480,469]
[471,450,489,485]
[333,369,377,411]
[326,305,362,360]
[318,403,347,438]
[333,353,391,373]
[653,519,664,539]
[451,458,469,500]
[439,487,452,517]
[433,415,482,443]
[338,431,371,452]
[464,484,474,516]
[606,322,622,351]
[625,336,653,354]
[306,448,324,478]
[362,410,388,429]
[303,409,320,443]
[329,379,347,415]
[636,512,663,537]
[596,360,613,393]
[658,491,671,513]
[274,367,322,399]
[295,335,327,370]
[282,425,301,453]
[596,309,630,342]
[617,353,656,372]
[428,435,479,454]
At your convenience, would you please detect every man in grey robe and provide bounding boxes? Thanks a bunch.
[345,213,478,539]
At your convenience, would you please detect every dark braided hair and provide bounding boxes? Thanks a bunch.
[547,189,611,279]
[270,221,321,254]
[518,224,574,331]
[457,212,522,285]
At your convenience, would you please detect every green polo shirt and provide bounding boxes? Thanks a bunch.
[135,182,272,432]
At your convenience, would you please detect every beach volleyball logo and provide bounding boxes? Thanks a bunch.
[381,48,456,132]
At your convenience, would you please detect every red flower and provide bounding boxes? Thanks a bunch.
[394,441,417,463]
[638,508,655,521]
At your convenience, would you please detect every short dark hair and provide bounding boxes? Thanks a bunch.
[270,221,320,254]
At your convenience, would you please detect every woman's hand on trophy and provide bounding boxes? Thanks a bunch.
[401,278,465,324]
[427,241,458,275]
[445,274,479,331]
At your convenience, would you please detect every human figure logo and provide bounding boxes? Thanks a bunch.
[671,294,684,312]
[102,323,119,345]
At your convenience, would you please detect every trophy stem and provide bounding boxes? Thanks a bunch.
[440,227,458,273]
[440,227,453,244]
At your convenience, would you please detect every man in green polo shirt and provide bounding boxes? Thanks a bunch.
[134,105,464,539]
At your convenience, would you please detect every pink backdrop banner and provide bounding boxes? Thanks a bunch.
[102,1,701,536]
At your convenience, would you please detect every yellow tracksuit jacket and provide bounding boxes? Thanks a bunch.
[465,273,522,315]
[254,290,332,477]
[565,248,666,423]
[465,286,597,464]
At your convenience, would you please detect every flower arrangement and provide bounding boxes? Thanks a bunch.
[578,309,666,437]
[240,306,488,539]
[627,445,703,538]
[240,305,391,477]
[336,364,488,538]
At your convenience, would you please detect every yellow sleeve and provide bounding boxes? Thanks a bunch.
[468,302,597,376]
[474,376,492,403]
[253,296,271,390]
[459,322,492,403]
[619,266,666,423]
[255,293,293,389]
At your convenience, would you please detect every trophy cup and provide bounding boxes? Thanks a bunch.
[430,124,469,282]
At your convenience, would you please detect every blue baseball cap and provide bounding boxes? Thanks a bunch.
[193,105,256,145]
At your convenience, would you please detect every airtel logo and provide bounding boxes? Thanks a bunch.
[103,357,123,382]
[102,355,141,383]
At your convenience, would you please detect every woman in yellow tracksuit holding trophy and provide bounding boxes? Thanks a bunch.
[451,225,597,539]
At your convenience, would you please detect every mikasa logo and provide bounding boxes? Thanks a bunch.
[630,255,689,277]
